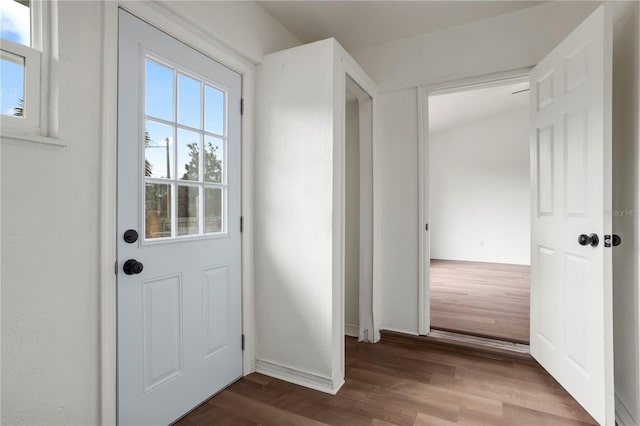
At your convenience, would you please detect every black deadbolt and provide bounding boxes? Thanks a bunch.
[612,234,622,246]
[123,259,144,275]
[123,229,139,244]
[578,233,599,247]
[605,234,622,247]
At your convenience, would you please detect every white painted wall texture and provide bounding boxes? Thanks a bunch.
[0,2,300,424]
[352,2,600,92]
[429,107,530,265]
[253,38,377,392]
[2,3,103,424]
[254,40,338,384]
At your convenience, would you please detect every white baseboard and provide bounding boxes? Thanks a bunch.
[255,359,344,395]
[616,394,637,426]
[345,323,359,338]
[381,327,420,336]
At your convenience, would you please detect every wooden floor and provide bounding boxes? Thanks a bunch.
[430,260,530,344]
[175,337,596,425]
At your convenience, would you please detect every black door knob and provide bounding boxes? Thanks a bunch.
[578,233,599,247]
[123,259,144,275]
[123,229,139,244]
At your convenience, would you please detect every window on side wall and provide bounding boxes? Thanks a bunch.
[1,0,55,140]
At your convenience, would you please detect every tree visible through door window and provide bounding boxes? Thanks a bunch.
[144,55,227,240]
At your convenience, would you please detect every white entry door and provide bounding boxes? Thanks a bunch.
[117,10,242,426]
[530,5,613,425]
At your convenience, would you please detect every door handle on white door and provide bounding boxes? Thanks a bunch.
[578,233,599,247]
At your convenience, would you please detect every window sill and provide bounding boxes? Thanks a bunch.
[0,130,66,147]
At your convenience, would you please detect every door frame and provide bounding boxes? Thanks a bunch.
[99,2,257,424]
[417,67,532,335]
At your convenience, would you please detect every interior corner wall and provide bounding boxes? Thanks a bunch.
[0,2,300,424]
[612,2,640,425]
[429,107,530,265]
[254,40,337,383]
[128,0,300,61]
[352,2,600,335]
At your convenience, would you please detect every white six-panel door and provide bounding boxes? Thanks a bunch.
[117,10,242,425]
[529,5,613,425]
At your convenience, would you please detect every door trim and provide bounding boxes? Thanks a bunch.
[100,2,257,424]
[417,67,532,337]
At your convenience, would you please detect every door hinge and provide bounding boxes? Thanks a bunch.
[115,261,118,275]
[240,216,243,233]
[241,334,245,351]
[240,99,244,116]
[425,223,429,231]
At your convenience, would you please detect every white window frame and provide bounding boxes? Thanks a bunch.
[1,0,59,145]
[142,52,230,243]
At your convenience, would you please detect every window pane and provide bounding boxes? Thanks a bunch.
[178,73,201,129]
[145,120,174,179]
[145,59,174,121]
[177,185,199,236]
[205,85,224,135]
[177,128,200,181]
[204,135,223,183]
[0,55,24,117]
[145,183,172,239]
[204,187,222,233]
[0,0,31,47]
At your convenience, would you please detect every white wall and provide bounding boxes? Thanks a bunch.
[253,38,378,391]
[254,40,338,387]
[352,2,600,92]
[429,107,530,265]
[0,2,300,424]
[345,99,360,333]
[352,1,599,335]
[612,2,640,425]
[155,0,300,63]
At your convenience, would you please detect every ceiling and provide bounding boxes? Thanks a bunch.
[257,1,545,52]
[429,81,529,134]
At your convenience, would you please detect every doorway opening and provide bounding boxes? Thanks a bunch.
[344,75,374,342]
[427,78,531,345]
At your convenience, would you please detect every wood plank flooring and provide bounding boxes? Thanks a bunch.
[174,337,596,425]
[430,260,530,344]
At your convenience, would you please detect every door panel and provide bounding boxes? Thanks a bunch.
[117,10,242,426]
[529,5,613,425]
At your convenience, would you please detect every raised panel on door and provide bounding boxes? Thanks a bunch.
[142,274,183,392]
[202,265,230,359]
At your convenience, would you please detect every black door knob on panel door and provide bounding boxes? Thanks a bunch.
[578,233,599,247]
[123,259,144,275]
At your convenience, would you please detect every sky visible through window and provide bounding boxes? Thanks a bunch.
[145,58,225,179]
[0,0,30,116]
